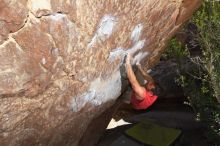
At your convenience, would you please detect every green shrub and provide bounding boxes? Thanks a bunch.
[161,38,188,60]
[164,1,220,145]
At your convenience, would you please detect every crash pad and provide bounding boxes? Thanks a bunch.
[125,119,181,146]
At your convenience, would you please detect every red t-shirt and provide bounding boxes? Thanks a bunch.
[130,90,158,110]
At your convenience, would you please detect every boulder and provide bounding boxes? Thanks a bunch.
[150,59,184,99]
[0,0,201,145]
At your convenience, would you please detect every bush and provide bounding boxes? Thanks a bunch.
[164,1,220,145]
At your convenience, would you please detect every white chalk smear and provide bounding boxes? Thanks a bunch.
[108,22,149,65]
[133,51,149,64]
[50,13,66,21]
[126,40,145,55]
[41,57,46,65]
[108,47,126,63]
[72,71,121,112]
[131,23,143,43]
[108,40,147,64]
[88,15,117,48]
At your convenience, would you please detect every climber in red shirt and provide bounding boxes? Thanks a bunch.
[125,54,158,110]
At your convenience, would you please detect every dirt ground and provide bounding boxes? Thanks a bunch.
[97,98,212,146]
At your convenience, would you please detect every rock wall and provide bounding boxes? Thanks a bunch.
[0,0,201,145]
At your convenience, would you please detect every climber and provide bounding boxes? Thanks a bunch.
[125,54,158,110]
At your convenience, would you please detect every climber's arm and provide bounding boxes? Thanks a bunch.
[126,54,146,101]
[136,63,155,84]
[136,63,156,90]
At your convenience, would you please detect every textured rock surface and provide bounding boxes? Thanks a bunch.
[0,0,201,145]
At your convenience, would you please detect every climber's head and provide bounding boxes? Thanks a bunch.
[146,81,156,91]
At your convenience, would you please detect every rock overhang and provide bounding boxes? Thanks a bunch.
[0,0,201,145]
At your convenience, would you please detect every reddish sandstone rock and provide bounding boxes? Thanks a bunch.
[0,1,28,44]
[0,0,201,145]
